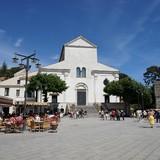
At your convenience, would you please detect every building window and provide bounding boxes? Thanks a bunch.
[103,78,109,85]
[4,88,9,96]
[82,67,86,78]
[17,80,20,84]
[76,67,81,78]
[16,90,20,97]
[52,95,57,103]
[104,95,110,103]
[76,67,86,78]
[27,91,35,98]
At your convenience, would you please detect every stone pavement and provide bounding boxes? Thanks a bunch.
[0,117,160,160]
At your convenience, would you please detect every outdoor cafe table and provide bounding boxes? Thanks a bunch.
[34,121,43,131]
[4,122,17,133]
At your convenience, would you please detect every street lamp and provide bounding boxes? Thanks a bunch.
[36,83,47,113]
[12,51,41,131]
[135,84,145,118]
[137,87,144,118]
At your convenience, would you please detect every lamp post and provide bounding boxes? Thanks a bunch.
[16,101,19,115]
[135,84,145,118]
[36,83,47,113]
[137,87,144,118]
[12,51,41,131]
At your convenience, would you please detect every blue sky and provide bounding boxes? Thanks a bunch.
[0,0,160,83]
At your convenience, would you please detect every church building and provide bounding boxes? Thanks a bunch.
[40,36,120,108]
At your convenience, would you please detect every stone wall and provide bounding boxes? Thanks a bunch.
[101,102,131,116]
[155,81,160,109]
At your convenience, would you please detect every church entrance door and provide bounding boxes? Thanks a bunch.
[77,89,86,105]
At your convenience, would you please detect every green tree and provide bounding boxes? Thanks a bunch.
[0,61,8,76]
[104,77,152,109]
[1,61,8,74]
[27,73,68,102]
[0,61,22,79]
[143,66,160,87]
[119,73,129,79]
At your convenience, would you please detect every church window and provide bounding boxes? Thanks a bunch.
[104,95,110,103]
[82,67,86,78]
[76,67,81,78]
[103,78,109,85]
[76,67,86,78]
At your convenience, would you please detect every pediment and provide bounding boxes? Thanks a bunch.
[64,36,97,48]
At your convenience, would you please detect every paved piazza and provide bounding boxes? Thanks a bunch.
[0,117,160,160]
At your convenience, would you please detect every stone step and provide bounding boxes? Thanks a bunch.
[76,106,98,117]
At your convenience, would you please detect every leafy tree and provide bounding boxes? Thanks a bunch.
[1,61,8,74]
[104,77,152,109]
[119,73,129,79]
[10,67,22,75]
[143,66,160,87]
[0,61,22,78]
[27,73,68,102]
[0,61,8,76]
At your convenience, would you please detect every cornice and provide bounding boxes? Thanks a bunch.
[39,68,70,73]
[91,70,119,75]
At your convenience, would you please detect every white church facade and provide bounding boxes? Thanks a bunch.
[0,36,120,114]
[40,36,119,106]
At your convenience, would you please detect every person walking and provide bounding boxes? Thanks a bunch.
[116,110,121,121]
[148,110,155,128]
[121,110,125,120]
[155,110,160,123]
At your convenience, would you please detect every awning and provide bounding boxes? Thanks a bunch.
[18,101,49,106]
[0,96,13,106]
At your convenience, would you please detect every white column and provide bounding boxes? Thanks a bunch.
[94,74,98,103]
[63,72,69,102]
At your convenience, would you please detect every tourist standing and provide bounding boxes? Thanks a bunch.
[148,110,155,128]
[121,110,125,120]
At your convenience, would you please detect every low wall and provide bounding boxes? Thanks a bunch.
[101,103,131,117]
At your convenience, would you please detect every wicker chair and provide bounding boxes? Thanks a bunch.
[30,120,40,132]
[41,120,50,132]
[0,121,5,132]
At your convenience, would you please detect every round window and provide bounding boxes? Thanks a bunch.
[103,78,109,85]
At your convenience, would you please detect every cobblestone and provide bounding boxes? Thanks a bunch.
[0,117,160,160]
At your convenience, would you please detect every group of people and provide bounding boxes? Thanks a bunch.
[136,109,160,128]
[0,112,60,132]
[99,109,125,121]
[68,109,87,119]
[0,113,24,127]
[26,112,59,132]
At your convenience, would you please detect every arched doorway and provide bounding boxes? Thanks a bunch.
[76,83,88,106]
[77,89,86,105]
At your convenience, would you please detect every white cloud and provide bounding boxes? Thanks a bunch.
[0,29,6,39]
[0,29,6,34]
[51,54,59,60]
[153,16,160,22]
[0,45,15,67]
[99,50,131,68]
[15,38,23,47]
[111,0,160,68]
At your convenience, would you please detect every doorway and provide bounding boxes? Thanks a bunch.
[77,89,86,105]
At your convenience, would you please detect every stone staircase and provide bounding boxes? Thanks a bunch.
[76,105,98,117]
